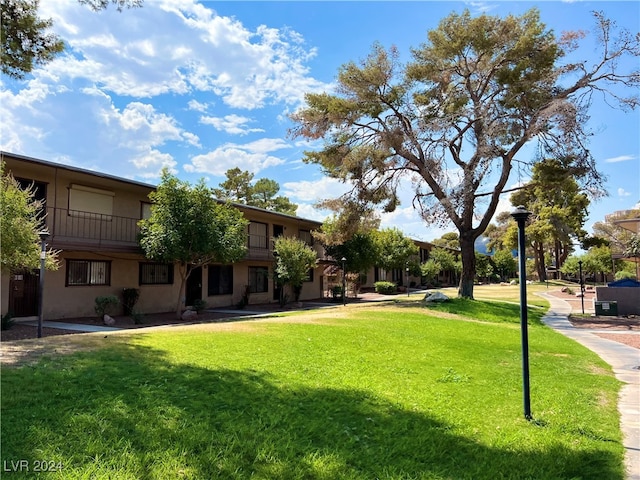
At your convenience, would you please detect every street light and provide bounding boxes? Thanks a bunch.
[406,264,410,297]
[37,230,50,339]
[341,257,347,307]
[578,260,585,315]
[510,205,532,421]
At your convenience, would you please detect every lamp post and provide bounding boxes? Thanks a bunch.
[578,260,585,315]
[37,230,50,338]
[510,205,532,421]
[406,264,410,297]
[341,257,347,307]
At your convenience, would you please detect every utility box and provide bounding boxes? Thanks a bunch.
[594,301,618,316]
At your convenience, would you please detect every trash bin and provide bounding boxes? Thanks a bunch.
[594,301,618,316]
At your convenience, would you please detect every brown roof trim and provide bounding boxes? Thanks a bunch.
[1,150,323,226]
[1,150,157,190]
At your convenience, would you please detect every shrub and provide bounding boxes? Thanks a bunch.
[192,299,207,313]
[374,281,397,295]
[95,295,119,318]
[1,312,14,331]
[122,288,140,316]
[130,310,144,325]
[331,285,342,300]
[614,271,636,281]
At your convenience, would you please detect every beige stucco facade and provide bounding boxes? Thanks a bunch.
[1,152,325,321]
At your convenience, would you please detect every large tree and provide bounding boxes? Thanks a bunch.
[509,158,589,280]
[139,170,248,317]
[0,162,58,273]
[1,0,141,79]
[290,9,638,298]
[213,167,298,216]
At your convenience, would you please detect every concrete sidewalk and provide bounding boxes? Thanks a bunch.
[21,320,121,333]
[538,291,640,480]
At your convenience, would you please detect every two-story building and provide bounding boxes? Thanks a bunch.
[1,151,324,321]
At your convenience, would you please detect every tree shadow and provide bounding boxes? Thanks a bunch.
[1,342,623,479]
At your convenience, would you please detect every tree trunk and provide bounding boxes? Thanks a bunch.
[458,233,476,299]
[535,243,546,281]
[176,264,188,319]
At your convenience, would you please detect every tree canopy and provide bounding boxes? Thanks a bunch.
[290,8,639,298]
[139,170,248,317]
[272,236,317,303]
[213,167,298,216]
[1,162,58,273]
[508,158,589,280]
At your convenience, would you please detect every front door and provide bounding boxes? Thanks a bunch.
[185,266,202,307]
[8,270,39,317]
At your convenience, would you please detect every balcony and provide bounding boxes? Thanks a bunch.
[44,207,142,253]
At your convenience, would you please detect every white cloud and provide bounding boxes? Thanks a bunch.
[37,0,327,107]
[618,188,631,197]
[200,114,264,135]
[187,99,209,112]
[131,150,178,178]
[282,177,349,203]
[604,155,635,163]
[184,139,290,176]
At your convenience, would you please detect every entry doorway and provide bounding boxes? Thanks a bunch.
[8,270,39,317]
[185,266,202,307]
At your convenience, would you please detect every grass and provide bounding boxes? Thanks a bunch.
[1,300,624,479]
[435,281,568,307]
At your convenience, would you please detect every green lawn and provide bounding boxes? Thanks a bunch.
[1,300,624,479]
[436,281,569,307]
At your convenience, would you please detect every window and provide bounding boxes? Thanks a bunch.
[248,222,268,249]
[67,260,111,286]
[249,266,269,293]
[305,267,314,283]
[299,229,313,246]
[208,265,233,295]
[139,263,173,285]
[141,202,152,220]
[68,184,114,218]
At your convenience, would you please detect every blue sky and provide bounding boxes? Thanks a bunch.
[1,1,638,243]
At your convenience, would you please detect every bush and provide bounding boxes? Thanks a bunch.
[192,299,207,313]
[614,271,636,281]
[1,312,14,331]
[122,288,140,316]
[95,295,119,318]
[374,281,397,295]
[331,285,343,300]
[130,310,144,325]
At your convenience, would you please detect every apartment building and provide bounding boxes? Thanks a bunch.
[1,152,324,320]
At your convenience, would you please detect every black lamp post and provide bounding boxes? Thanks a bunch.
[406,264,410,297]
[578,260,585,315]
[341,257,347,307]
[510,205,532,420]
[37,230,50,338]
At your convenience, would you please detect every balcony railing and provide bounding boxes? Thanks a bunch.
[44,207,142,251]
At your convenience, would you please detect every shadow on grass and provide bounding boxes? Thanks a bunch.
[423,298,545,325]
[1,342,622,479]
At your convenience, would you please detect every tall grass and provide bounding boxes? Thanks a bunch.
[1,302,623,479]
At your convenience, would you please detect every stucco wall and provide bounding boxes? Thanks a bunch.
[595,287,640,315]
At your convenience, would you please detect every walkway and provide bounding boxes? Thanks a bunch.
[538,291,640,480]
[21,320,121,333]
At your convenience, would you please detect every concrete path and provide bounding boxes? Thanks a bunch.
[537,291,640,480]
[21,320,121,333]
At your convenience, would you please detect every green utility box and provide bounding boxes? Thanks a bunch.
[594,301,618,316]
